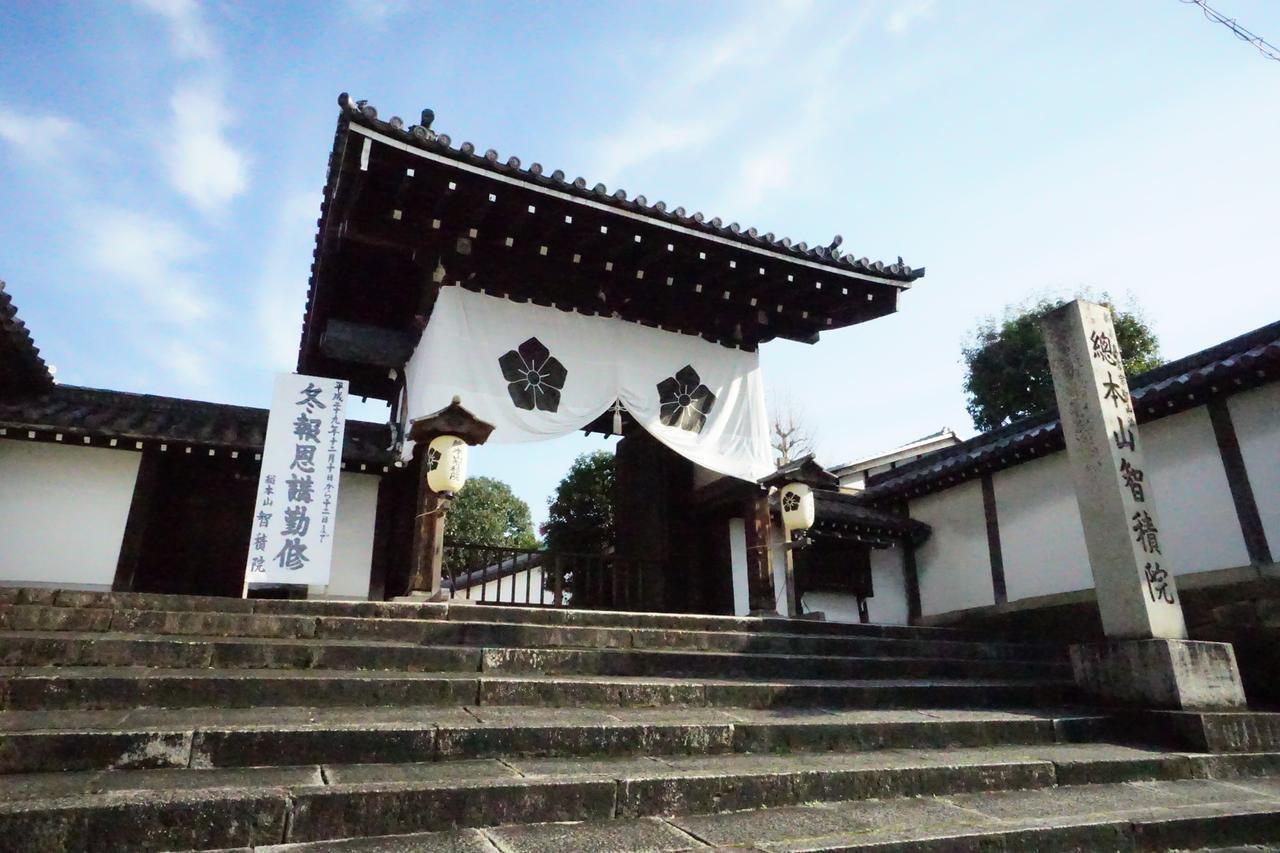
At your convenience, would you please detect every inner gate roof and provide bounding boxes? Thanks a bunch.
[298,94,924,399]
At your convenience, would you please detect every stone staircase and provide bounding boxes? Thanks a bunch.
[2,588,1280,851]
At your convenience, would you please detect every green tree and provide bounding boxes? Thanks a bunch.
[445,476,538,550]
[540,451,616,606]
[963,295,1162,432]
[540,451,615,554]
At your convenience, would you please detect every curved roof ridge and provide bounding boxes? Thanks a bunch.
[0,280,54,395]
[336,93,925,284]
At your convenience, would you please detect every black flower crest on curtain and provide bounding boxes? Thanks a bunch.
[657,365,716,433]
[499,337,567,412]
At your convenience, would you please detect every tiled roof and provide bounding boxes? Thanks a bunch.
[0,281,53,395]
[858,318,1280,502]
[335,94,925,283]
[813,490,931,546]
[0,385,393,467]
[829,427,959,475]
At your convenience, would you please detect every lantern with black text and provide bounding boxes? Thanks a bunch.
[779,482,815,533]
[425,434,468,494]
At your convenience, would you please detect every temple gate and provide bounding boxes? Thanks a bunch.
[296,94,924,614]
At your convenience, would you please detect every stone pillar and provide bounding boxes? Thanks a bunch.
[1043,300,1245,709]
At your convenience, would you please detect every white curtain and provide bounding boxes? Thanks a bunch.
[401,286,772,482]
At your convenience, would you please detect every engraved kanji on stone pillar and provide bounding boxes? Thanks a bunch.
[1042,300,1188,641]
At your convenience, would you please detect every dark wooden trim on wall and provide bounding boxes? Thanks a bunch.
[367,472,397,601]
[903,541,922,624]
[980,472,1008,605]
[112,449,162,592]
[1208,397,1273,566]
[895,501,922,623]
[744,491,776,613]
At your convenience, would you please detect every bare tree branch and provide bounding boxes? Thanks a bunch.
[768,393,816,468]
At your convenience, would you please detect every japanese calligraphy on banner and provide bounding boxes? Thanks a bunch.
[244,373,349,588]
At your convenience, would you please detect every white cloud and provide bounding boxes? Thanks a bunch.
[131,0,217,60]
[157,338,214,388]
[254,190,323,371]
[587,1,818,183]
[79,207,217,325]
[593,116,723,188]
[0,107,81,167]
[345,0,411,24]
[588,0,878,227]
[886,0,936,34]
[165,78,250,215]
[129,1,249,215]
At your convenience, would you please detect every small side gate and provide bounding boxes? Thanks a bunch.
[441,543,661,611]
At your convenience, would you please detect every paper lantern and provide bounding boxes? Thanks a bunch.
[779,482,815,533]
[426,435,468,494]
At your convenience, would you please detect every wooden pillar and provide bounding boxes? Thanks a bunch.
[1208,397,1274,566]
[112,449,163,592]
[744,490,776,613]
[410,482,447,598]
[980,472,1008,605]
[404,398,494,601]
[781,528,798,618]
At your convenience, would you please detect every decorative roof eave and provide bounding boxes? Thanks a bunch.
[442,551,544,592]
[0,281,54,395]
[828,427,958,476]
[759,454,840,491]
[0,385,394,468]
[812,490,931,547]
[335,94,924,287]
[769,486,931,546]
[857,319,1280,504]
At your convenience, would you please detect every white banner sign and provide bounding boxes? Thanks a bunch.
[402,287,773,482]
[245,373,349,587]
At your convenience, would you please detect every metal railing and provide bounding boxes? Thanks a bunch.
[441,543,661,610]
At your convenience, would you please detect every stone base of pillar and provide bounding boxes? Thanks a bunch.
[1070,639,1248,711]
[394,591,450,604]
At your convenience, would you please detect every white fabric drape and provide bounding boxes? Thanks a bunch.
[401,286,773,482]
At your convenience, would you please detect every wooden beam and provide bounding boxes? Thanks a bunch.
[980,472,1008,605]
[1208,397,1274,566]
[409,485,447,597]
[112,450,163,592]
[320,320,418,368]
[744,490,777,613]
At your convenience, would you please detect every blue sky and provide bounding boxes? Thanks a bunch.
[2,0,1278,528]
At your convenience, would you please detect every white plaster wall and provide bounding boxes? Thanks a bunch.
[453,567,547,604]
[1229,384,1280,557]
[993,453,1092,601]
[1142,407,1249,574]
[309,472,379,600]
[0,441,140,589]
[867,546,909,625]
[910,480,994,616]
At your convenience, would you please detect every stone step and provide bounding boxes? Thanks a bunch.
[0,745,1275,851]
[0,705,1108,773]
[0,667,1075,712]
[298,777,1280,853]
[0,631,1071,681]
[0,604,1063,662]
[2,587,978,641]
